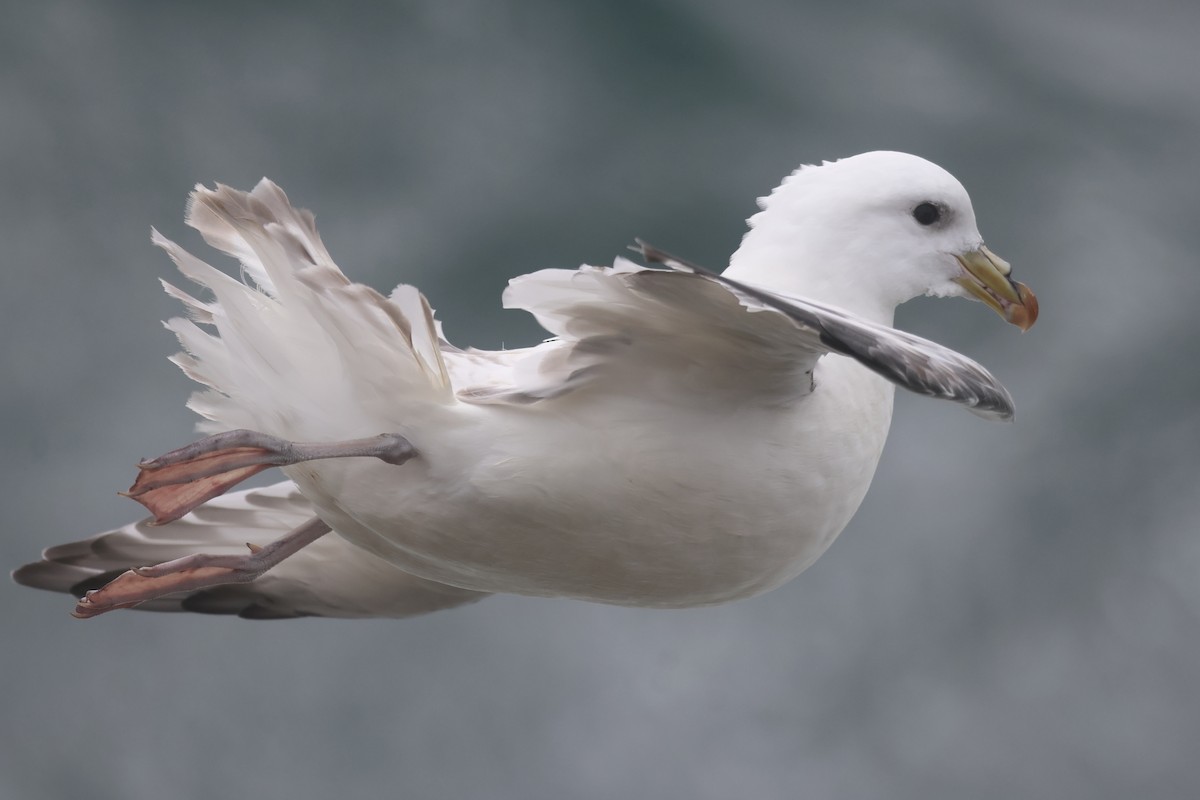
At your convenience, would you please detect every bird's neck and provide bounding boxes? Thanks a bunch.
[721,167,913,327]
[723,230,899,327]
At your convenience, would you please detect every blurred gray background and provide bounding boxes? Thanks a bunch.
[3,1,1198,798]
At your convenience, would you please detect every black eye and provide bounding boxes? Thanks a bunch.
[912,202,941,226]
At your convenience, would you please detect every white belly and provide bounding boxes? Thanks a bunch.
[286,357,895,607]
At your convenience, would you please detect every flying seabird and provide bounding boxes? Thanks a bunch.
[14,151,1037,620]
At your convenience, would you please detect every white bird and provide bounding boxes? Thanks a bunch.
[14,151,1037,620]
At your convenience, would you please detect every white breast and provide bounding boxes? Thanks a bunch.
[285,355,895,608]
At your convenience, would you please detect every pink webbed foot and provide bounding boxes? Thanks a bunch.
[124,429,416,524]
[73,517,332,618]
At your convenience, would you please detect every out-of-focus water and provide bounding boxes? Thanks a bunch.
[3,2,1198,798]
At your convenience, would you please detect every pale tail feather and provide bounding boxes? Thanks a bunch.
[13,483,488,619]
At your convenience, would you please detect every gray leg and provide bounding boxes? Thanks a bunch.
[73,517,333,619]
[124,429,416,524]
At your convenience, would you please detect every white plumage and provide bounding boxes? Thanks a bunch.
[15,151,1036,619]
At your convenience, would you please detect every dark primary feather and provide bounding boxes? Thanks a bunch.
[634,239,1016,421]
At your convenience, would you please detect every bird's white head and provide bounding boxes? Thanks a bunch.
[726,151,1037,329]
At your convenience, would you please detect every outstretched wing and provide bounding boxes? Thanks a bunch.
[13,482,488,620]
[450,242,1014,420]
[450,256,824,407]
[156,179,454,442]
[635,241,1016,420]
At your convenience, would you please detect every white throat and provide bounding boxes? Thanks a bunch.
[719,154,980,327]
[724,222,900,327]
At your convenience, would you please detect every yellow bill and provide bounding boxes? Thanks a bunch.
[954,245,1038,331]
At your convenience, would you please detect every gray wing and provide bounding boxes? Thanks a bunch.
[13,482,488,620]
[450,256,824,407]
[635,240,1016,421]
